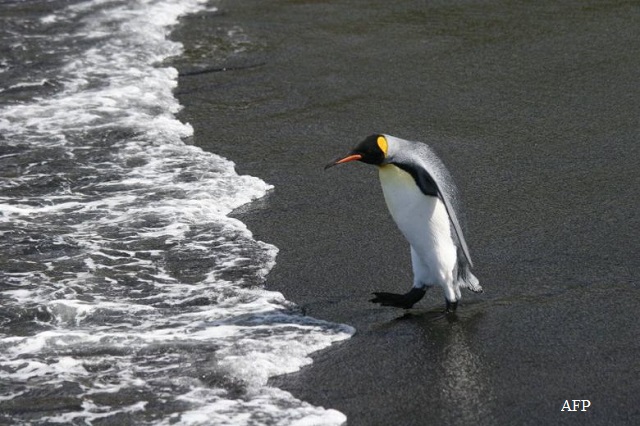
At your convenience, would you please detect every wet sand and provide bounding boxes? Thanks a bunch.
[174,1,639,424]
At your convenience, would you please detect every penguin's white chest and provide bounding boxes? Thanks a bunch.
[378,164,457,286]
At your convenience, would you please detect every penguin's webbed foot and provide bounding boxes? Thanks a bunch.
[445,300,458,313]
[370,287,427,309]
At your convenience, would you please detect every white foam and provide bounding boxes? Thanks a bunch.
[44,400,148,424]
[172,387,347,426]
[3,79,53,90]
[0,0,353,424]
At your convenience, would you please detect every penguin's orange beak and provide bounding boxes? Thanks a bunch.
[324,153,362,170]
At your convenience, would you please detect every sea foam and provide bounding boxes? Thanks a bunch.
[0,0,353,424]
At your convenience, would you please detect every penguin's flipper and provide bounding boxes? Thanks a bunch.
[370,287,427,309]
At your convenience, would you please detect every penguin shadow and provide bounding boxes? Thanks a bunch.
[397,309,457,323]
[375,299,486,330]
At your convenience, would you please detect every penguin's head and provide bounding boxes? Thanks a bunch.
[324,134,389,169]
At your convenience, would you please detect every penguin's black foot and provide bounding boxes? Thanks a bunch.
[371,287,427,309]
[445,300,458,313]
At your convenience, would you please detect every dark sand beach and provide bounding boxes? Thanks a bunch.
[175,1,639,424]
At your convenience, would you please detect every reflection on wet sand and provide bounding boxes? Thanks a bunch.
[398,309,496,424]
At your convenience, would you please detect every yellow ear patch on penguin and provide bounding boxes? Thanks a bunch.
[377,136,388,157]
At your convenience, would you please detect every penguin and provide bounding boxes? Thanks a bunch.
[325,134,482,312]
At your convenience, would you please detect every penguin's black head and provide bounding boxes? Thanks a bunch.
[324,134,388,169]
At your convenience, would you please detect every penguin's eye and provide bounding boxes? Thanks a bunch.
[377,136,388,157]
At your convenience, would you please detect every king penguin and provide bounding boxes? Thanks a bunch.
[325,134,482,312]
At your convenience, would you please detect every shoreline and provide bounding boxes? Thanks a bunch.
[174,1,640,424]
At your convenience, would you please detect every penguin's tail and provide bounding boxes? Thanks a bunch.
[457,265,483,294]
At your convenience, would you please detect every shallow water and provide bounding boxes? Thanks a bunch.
[0,1,352,424]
